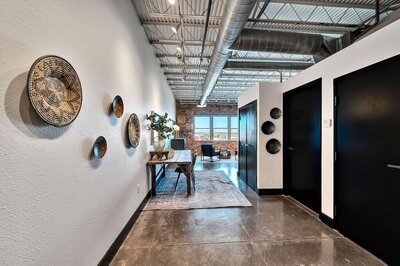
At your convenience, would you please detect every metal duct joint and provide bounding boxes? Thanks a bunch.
[230,29,337,62]
[200,0,257,106]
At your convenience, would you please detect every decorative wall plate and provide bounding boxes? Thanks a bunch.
[261,121,275,135]
[93,136,107,158]
[128,113,140,148]
[112,95,124,118]
[270,107,282,119]
[266,139,281,154]
[27,55,82,127]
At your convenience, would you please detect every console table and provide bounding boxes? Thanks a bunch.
[146,150,192,196]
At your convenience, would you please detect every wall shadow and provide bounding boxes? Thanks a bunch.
[4,72,70,139]
[83,138,102,169]
[103,93,118,126]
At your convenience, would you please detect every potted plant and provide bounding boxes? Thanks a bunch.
[146,112,173,152]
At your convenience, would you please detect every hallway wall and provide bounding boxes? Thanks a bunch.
[0,0,175,265]
[239,18,400,219]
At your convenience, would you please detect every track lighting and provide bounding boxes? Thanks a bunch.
[176,45,182,52]
[168,0,176,5]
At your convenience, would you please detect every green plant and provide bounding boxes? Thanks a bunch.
[146,112,174,139]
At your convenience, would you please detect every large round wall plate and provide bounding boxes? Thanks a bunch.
[261,121,275,135]
[266,139,281,154]
[27,55,82,127]
[128,113,140,148]
[270,108,282,119]
[93,136,107,158]
[112,95,124,118]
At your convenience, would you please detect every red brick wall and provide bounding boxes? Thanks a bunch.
[175,103,238,155]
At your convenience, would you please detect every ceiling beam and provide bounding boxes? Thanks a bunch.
[266,0,395,9]
[151,40,213,46]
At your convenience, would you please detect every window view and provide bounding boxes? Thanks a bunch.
[213,116,228,141]
[194,115,238,141]
[194,116,211,141]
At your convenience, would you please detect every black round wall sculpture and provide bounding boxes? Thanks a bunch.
[261,121,275,135]
[270,107,282,119]
[266,139,281,154]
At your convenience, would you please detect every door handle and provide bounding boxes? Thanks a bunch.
[387,164,400,170]
[287,147,294,151]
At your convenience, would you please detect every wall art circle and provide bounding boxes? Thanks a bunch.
[128,113,140,148]
[93,136,107,158]
[270,107,282,119]
[112,95,124,118]
[266,139,281,154]
[261,121,275,135]
[27,55,82,127]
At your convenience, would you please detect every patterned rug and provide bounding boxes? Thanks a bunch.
[144,170,252,210]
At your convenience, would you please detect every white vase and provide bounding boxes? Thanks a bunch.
[153,138,166,152]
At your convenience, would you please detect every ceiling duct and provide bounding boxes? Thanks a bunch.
[224,61,312,70]
[230,29,340,62]
[199,0,257,106]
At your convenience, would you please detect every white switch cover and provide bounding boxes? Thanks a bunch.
[323,119,332,128]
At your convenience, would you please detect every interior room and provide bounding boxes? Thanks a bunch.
[1,0,399,265]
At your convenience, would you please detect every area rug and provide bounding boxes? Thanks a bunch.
[144,170,252,210]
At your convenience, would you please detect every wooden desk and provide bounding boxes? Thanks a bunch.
[147,150,192,196]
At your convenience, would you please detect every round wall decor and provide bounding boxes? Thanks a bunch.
[112,95,124,118]
[266,139,281,154]
[93,136,107,158]
[261,121,275,135]
[128,113,140,148]
[27,55,82,127]
[270,107,282,119]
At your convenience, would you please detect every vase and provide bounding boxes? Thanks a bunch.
[153,138,166,152]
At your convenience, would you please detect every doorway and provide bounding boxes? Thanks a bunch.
[238,100,257,191]
[284,79,322,214]
[334,55,400,265]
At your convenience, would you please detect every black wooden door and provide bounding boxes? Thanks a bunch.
[335,55,400,265]
[238,101,257,191]
[246,101,257,191]
[284,79,321,214]
[239,107,248,184]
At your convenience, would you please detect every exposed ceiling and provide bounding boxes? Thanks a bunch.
[133,0,399,104]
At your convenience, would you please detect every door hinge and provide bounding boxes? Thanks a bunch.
[334,96,338,107]
[334,151,337,161]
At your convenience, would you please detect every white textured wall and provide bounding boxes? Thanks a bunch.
[0,1,175,265]
[239,19,400,219]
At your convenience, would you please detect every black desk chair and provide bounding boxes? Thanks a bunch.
[174,154,197,191]
[201,144,220,162]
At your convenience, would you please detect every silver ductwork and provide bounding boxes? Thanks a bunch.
[230,29,336,62]
[199,0,257,106]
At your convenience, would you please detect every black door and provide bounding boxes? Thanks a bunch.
[335,55,400,265]
[284,79,322,214]
[239,100,257,191]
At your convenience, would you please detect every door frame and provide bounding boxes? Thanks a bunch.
[283,78,322,212]
[238,100,257,189]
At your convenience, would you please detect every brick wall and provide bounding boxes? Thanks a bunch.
[175,103,238,156]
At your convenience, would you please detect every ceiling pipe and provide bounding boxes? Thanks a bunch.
[199,0,257,106]
[230,29,336,62]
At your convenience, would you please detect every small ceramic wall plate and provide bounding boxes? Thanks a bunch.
[270,107,282,119]
[128,113,140,148]
[266,139,281,154]
[261,121,275,135]
[93,136,107,158]
[27,55,82,127]
[112,95,124,118]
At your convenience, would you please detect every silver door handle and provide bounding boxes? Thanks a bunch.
[287,147,294,151]
[387,164,400,170]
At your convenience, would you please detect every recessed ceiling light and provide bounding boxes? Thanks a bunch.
[171,26,177,33]
[176,45,182,52]
[168,0,176,5]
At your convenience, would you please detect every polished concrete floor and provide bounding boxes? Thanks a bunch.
[111,162,385,265]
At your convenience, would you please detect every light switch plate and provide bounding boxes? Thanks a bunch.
[323,119,332,128]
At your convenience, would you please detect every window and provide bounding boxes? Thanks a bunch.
[230,116,238,141]
[194,116,211,141]
[194,115,238,141]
